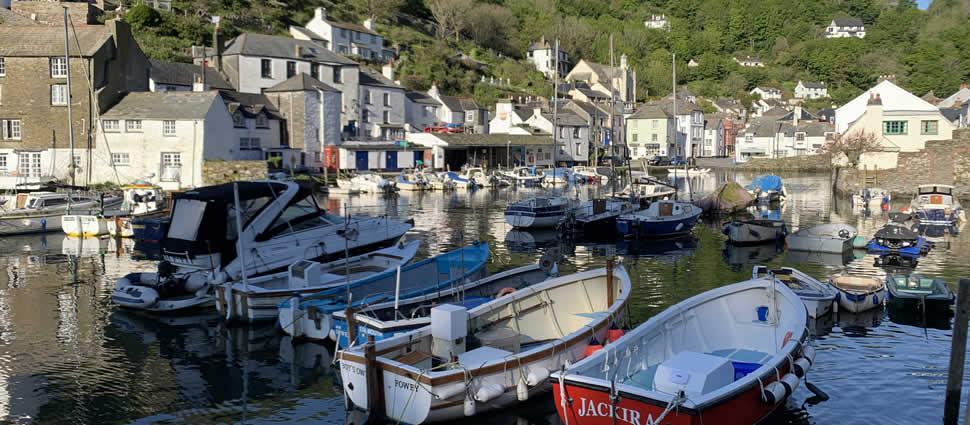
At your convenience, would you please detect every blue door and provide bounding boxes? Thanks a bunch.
[414,151,423,166]
[355,151,368,170]
[386,151,398,171]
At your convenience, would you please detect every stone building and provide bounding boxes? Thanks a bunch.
[357,64,406,140]
[289,7,392,61]
[0,18,148,188]
[264,74,341,170]
[564,57,637,105]
[149,60,232,92]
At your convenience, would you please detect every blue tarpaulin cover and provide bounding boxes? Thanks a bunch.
[746,175,783,192]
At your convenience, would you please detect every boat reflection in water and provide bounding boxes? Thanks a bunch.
[504,229,561,252]
[616,234,698,258]
[887,300,954,331]
[836,305,884,337]
[912,223,961,249]
[808,312,837,338]
[785,248,856,266]
[721,242,783,269]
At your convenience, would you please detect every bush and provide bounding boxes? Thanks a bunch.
[127,4,161,29]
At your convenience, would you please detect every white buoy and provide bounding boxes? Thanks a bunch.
[801,345,817,365]
[761,381,787,404]
[434,384,466,400]
[464,396,476,416]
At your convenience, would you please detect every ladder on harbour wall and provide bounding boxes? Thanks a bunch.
[863,166,877,188]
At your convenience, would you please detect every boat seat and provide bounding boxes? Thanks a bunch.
[623,365,659,390]
[398,351,433,367]
[834,277,882,292]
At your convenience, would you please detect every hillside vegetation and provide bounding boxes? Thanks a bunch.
[117,0,970,109]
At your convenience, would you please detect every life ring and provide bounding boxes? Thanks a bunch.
[497,287,516,297]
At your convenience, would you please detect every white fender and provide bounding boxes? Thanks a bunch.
[184,273,208,292]
[675,223,684,232]
[801,345,816,365]
[434,383,466,400]
[526,367,550,386]
[464,396,476,416]
[474,383,505,402]
[793,357,812,378]
[761,381,786,405]
[517,379,528,401]
[780,373,800,396]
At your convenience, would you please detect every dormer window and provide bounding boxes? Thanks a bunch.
[255,114,269,129]
[233,112,246,128]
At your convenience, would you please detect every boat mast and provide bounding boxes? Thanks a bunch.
[552,39,559,187]
[63,7,76,187]
[608,34,616,197]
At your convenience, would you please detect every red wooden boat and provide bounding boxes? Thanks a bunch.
[551,277,815,425]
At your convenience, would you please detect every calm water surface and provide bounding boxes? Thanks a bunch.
[2,170,968,424]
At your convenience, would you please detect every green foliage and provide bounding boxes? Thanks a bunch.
[127,4,161,28]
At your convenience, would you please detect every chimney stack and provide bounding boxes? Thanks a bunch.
[620,53,628,69]
[364,18,376,31]
[962,82,968,90]
[315,7,326,21]
[193,75,206,92]
[212,21,225,73]
[793,103,801,127]
[382,61,393,81]
[429,81,439,99]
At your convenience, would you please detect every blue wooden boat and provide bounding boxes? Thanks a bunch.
[131,217,169,243]
[277,242,490,342]
[616,199,701,238]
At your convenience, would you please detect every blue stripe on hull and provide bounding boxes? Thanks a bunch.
[617,215,700,237]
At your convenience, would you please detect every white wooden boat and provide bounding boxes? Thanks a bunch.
[67,183,167,238]
[830,274,886,313]
[551,276,812,425]
[418,170,456,191]
[616,199,701,238]
[666,167,712,175]
[722,219,787,244]
[329,260,558,348]
[213,240,420,322]
[442,172,476,189]
[498,167,544,186]
[571,166,609,183]
[753,266,837,318]
[395,170,428,191]
[786,223,857,253]
[337,264,630,424]
[504,197,572,228]
[0,192,122,236]
[337,172,396,193]
[460,167,494,188]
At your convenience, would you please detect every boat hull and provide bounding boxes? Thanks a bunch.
[786,237,850,254]
[0,214,63,236]
[723,221,786,244]
[131,217,169,242]
[505,204,567,228]
[835,289,886,313]
[62,215,109,237]
[616,214,700,238]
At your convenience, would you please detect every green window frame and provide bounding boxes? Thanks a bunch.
[921,120,938,135]
[883,120,907,135]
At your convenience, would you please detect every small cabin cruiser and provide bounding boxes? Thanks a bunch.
[616,199,701,238]
[0,192,122,237]
[460,167,495,188]
[396,170,428,191]
[337,172,396,193]
[499,167,544,186]
[571,166,608,183]
[505,197,572,228]
[64,183,167,238]
[909,184,965,225]
[418,170,456,191]
[113,181,412,313]
[442,171,476,189]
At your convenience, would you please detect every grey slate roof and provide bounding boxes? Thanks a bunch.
[779,108,818,122]
[150,60,233,90]
[762,106,789,117]
[405,91,441,105]
[568,100,608,118]
[628,105,670,120]
[359,66,400,89]
[434,134,553,146]
[325,19,380,37]
[0,8,42,25]
[573,88,609,99]
[439,95,482,112]
[102,91,219,120]
[223,33,356,65]
[649,99,700,116]
[745,117,834,137]
[219,90,282,119]
[832,18,864,27]
[801,81,826,89]
[582,60,624,83]
[665,87,695,99]
[0,25,111,56]
[264,73,339,92]
[940,107,962,123]
[541,112,588,127]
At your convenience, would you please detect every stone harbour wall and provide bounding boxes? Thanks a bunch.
[202,160,268,186]
[836,129,970,196]
[739,153,833,171]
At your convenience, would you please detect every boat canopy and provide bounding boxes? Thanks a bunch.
[917,185,954,195]
[746,175,783,192]
[177,181,298,203]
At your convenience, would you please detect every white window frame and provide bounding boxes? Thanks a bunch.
[102,120,120,131]
[51,84,68,105]
[111,152,130,166]
[240,137,261,150]
[50,57,68,78]
[126,120,142,132]
[465,111,475,122]
[0,57,5,76]
[255,114,268,128]
[0,154,6,169]
[163,120,176,136]
[1,119,21,140]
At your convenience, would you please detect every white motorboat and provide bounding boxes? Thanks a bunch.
[753,265,837,318]
[498,167,544,186]
[113,181,412,313]
[908,184,965,225]
[617,182,675,201]
[786,223,857,253]
[442,171,476,189]
[551,275,811,425]
[418,170,456,191]
[571,166,609,183]
[337,264,630,424]
[504,197,572,228]
[64,183,167,238]
[337,172,396,193]
[0,191,122,237]
[666,167,712,175]
[395,170,428,191]
[723,219,787,244]
[830,274,887,313]
[460,167,494,188]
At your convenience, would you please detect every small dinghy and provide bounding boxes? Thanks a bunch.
[723,219,787,244]
[746,175,787,203]
[337,264,630,424]
[327,259,559,348]
[278,242,490,341]
[786,223,857,253]
[753,266,837,318]
[830,274,886,313]
[112,262,215,312]
[886,274,955,310]
[216,240,420,322]
[866,223,930,257]
[616,199,701,238]
[552,275,812,425]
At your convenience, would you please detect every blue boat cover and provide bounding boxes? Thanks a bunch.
[746,175,783,192]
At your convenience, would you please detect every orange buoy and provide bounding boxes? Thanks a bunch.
[583,337,603,358]
[608,323,625,343]
[497,287,516,297]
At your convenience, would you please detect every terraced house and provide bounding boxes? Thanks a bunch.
[0,18,148,189]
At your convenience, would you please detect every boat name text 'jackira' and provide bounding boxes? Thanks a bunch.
[576,397,657,425]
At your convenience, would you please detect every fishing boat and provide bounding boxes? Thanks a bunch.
[722,219,787,244]
[505,197,572,228]
[571,166,608,183]
[114,181,411,313]
[551,275,812,425]
[328,259,559,348]
[830,274,886,313]
[214,240,420,322]
[64,183,167,238]
[0,192,122,236]
[908,184,965,225]
[753,266,837,318]
[786,223,857,254]
[278,242,490,341]
[460,167,495,188]
[337,172,396,193]
[498,167,545,186]
[866,223,929,257]
[745,175,787,203]
[616,199,701,238]
[396,170,428,191]
[886,274,955,310]
[851,188,890,211]
[337,264,631,424]
[442,171,476,190]
[541,167,570,185]
[561,197,637,234]
[419,170,456,191]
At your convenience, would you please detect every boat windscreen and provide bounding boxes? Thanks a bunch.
[168,199,207,241]
[919,186,952,195]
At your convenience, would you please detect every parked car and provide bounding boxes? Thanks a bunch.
[670,157,688,166]
[647,156,670,166]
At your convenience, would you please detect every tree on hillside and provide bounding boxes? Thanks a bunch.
[360,0,405,22]
[428,0,474,40]
[466,4,518,56]
[822,130,881,168]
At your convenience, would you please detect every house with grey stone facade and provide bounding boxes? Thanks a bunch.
[149,60,232,92]
[428,83,488,133]
[264,74,341,170]
[358,65,406,140]
[524,109,590,163]
[0,18,148,189]
[404,91,441,132]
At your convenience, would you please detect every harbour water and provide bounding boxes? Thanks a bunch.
[1,169,967,424]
